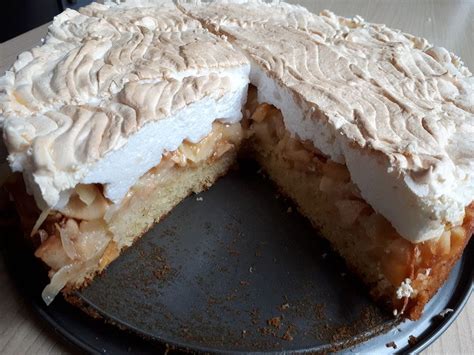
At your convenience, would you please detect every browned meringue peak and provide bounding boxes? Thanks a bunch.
[179,0,337,37]
[0,2,247,117]
[181,1,474,243]
[181,0,473,166]
[79,2,200,33]
[1,1,250,208]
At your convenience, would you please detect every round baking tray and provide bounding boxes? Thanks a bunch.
[2,161,473,354]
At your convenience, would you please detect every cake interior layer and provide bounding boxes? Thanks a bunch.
[6,86,473,319]
[7,121,242,303]
[243,86,474,319]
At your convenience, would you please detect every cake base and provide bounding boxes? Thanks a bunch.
[6,150,238,300]
[66,150,239,295]
[250,142,472,320]
[245,98,473,320]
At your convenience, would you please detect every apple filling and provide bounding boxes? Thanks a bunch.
[244,85,473,318]
[5,84,472,318]
[9,121,242,303]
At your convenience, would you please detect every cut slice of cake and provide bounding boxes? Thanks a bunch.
[0,1,249,304]
[180,0,474,319]
[0,0,473,321]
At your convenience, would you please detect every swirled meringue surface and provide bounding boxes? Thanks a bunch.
[180,0,474,242]
[0,1,250,208]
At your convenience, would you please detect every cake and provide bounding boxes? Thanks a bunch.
[0,0,473,321]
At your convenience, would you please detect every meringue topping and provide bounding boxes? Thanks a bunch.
[180,0,474,242]
[1,1,250,208]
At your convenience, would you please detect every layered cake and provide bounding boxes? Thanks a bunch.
[0,0,473,320]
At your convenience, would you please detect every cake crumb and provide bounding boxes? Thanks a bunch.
[438,308,454,317]
[267,316,282,329]
[386,341,397,349]
[250,308,260,325]
[408,335,418,346]
[396,278,414,299]
[196,197,203,201]
[259,327,273,335]
[153,263,171,280]
[282,326,294,341]
[287,207,292,213]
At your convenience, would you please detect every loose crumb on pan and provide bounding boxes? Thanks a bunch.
[408,335,418,346]
[386,341,397,349]
[396,278,414,299]
[281,326,295,341]
[267,316,282,329]
[153,263,172,280]
[438,308,454,317]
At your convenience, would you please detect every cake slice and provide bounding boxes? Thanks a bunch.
[0,1,249,303]
[1,0,473,321]
[179,0,474,319]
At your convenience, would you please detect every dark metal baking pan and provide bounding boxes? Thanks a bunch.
[1,160,472,354]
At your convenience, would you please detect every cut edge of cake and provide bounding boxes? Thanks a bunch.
[0,0,472,321]
[242,85,474,319]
